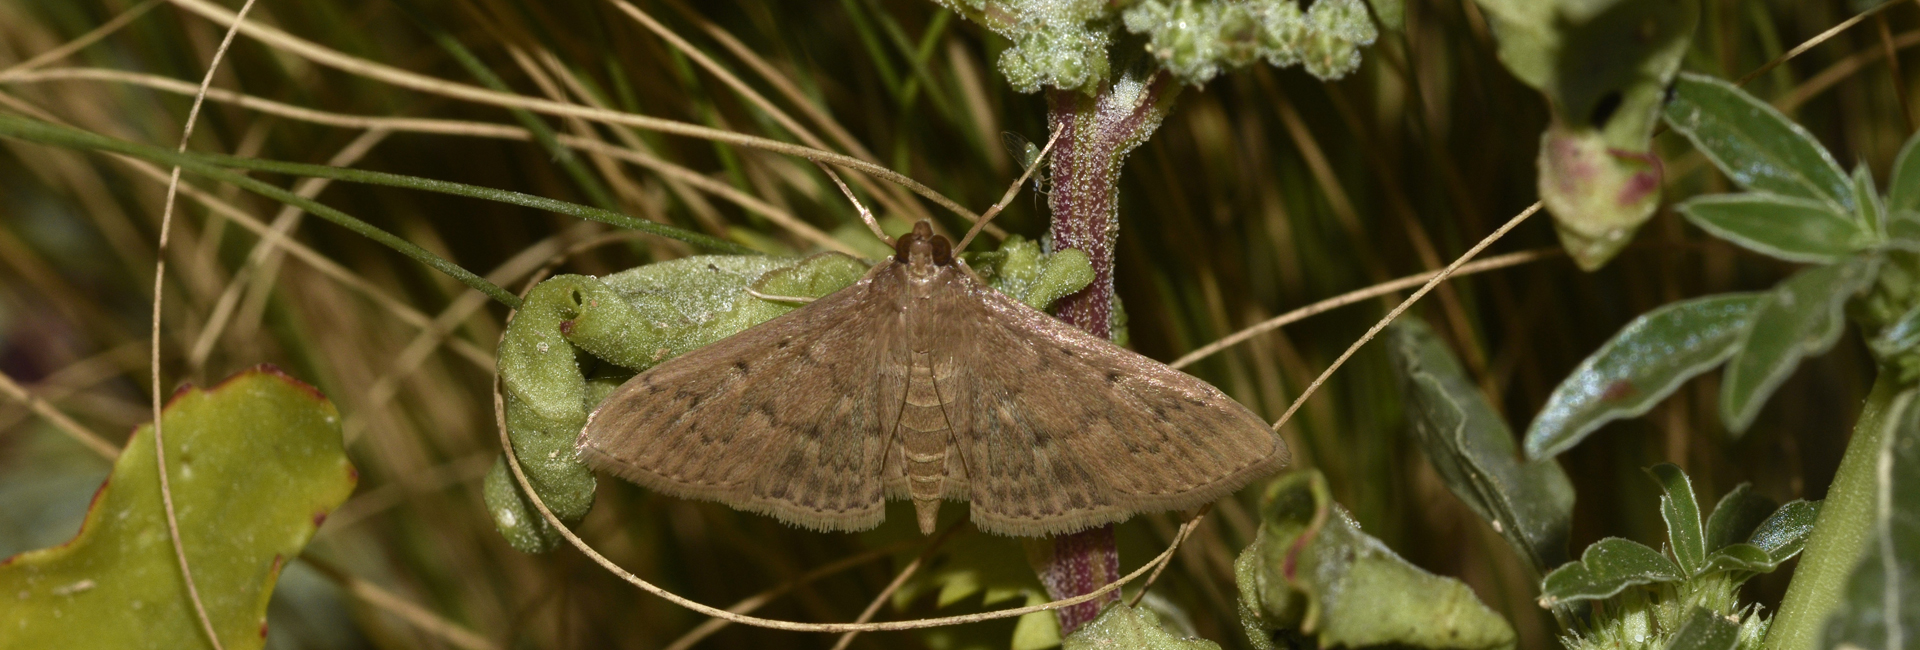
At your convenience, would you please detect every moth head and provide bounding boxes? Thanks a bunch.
[894,220,954,269]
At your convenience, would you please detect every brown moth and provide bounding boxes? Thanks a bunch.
[578,221,1287,536]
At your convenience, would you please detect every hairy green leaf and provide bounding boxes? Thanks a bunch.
[0,367,356,649]
[1747,499,1821,563]
[1722,258,1879,434]
[1889,131,1920,213]
[1648,463,1707,576]
[1701,543,1775,575]
[1664,73,1853,212]
[1526,294,1765,459]
[1539,537,1682,606]
[1855,165,1888,235]
[1677,194,1873,263]
[1704,483,1777,552]
[1389,318,1574,574]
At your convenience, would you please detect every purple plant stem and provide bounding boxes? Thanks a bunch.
[1034,70,1178,634]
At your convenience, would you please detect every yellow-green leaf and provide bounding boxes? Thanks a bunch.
[0,366,356,649]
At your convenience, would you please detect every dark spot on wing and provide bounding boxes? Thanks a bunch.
[733,360,750,374]
[1104,370,1121,385]
[777,338,791,349]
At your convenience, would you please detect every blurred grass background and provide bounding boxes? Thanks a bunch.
[0,0,1911,648]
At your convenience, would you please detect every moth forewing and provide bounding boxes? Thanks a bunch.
[578,221,1288,537]
[576,261,903,533]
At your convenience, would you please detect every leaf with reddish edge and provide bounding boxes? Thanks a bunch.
[0,365,356,649]
[1234,470,1515,650]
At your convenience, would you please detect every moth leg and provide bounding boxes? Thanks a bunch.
[745,287,819,304]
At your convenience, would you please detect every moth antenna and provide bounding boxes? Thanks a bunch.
[745,287,819,304]
[817,162,892,245]
[956,129,1061,252]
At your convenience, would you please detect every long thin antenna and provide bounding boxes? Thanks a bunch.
[957,129,1060,252]
[817,162,891,244]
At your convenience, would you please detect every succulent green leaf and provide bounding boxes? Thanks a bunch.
[483,455,560,553]
[1816,384,1920,650]
[1648,463,1707,576]
[1236,470,1517,650]
[1677,194,1874,264]
[1747,499,1821,563]
[1722,258,1880,434]
[1889,131,1920,213]
[967,237,1094,311]
[1526,293,1765,459]
[1664,73,1854,213]
[1664,606,1742,650]
[1703,483,1777,552]
[0,366,356,649]
[1388,318,1575,574]
[1063,602,1222,650]
[1121,0,1378,85]
[929,0,1114,93]
[1538,537,1683,606]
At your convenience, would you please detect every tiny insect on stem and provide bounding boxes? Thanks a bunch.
[956,130,1062,253]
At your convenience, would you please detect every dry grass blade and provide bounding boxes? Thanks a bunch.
[148,3,259,647]
[1171,248,1561,370]
[828,520,966,650]
[0,369,120,459]
[299,555,499,650]
[1269,202,1542,432]
[661,539,923,650]
[1735,0,1906,87]
[0,0,160,80]
[162,0,984,226]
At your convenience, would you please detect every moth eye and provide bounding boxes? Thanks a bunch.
[931,236,953,265]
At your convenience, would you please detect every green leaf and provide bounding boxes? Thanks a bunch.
[1539,537,1683,606]
[1747,499,1821,563]
[1388,318,1575,574]
[1701,543,1775,575]
[1663,606,1741,650]
[1664,72,1855,212]
[1236,470,1516,650]
[1526,294,1766,459]
[1063,603,1222,650]
[1889,131,1920,213]
[1817,381,1920,650]
[1677,194,1873,264]
[1475,0,1697,270]
[1648,463,1707,575]
[0,366,356,649]
[1722,258,1880,433]
[1889,210,1920,242]
[1855,165,1888,235]
[1704,483,1776,552]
